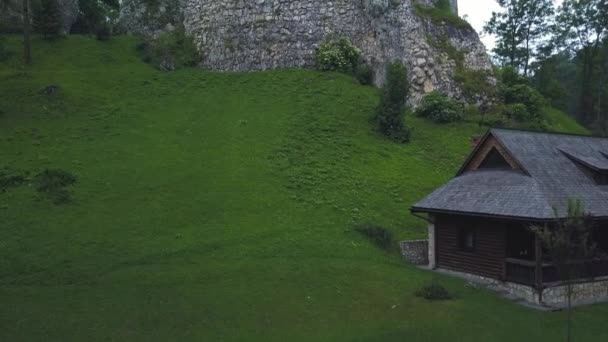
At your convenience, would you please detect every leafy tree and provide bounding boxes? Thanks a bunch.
[553,0,608,126]
[531,199,597,342]
[376,61,411,143]
[34,0,62,39]
[484,0,554,76]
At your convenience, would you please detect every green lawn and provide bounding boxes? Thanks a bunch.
[0,35,606,341]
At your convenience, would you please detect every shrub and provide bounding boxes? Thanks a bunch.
[500,84,545,117]
[355,63,374,85]
[34,0,63,40]
[95,22,112,41]
[0,168,26,192]
[415,279,453,300]
[34,169,77,204]
[0,38,11,62]
[355,224,394,250]
[415,91,464,123]
[315,36,361,73]
[138,26,200,71]
[376,61,411,143]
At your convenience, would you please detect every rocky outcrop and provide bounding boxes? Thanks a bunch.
[120,0,493,104]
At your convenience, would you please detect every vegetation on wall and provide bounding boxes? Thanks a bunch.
[136,25,200,70]
[314,36,373,85]
[413,0,471,30]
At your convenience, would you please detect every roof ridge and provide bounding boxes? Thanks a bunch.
[490,127,608,140]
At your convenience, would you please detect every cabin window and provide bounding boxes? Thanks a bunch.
[459,227,476,252]
[478,147,512,169]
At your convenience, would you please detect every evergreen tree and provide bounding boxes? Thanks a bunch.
[376,61,411,143]
[34,0,62,40]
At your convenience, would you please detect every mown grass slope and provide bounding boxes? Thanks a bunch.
[0,35,605,341]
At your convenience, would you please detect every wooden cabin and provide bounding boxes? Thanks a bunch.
[411,129,608,305]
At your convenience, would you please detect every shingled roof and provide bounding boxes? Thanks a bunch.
[411,129,608,220]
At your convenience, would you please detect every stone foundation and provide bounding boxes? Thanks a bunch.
[432,268,608,308]
[400,240,429,265]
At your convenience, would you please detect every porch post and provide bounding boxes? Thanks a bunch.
[534,232,543,301]
[428,215,436,269]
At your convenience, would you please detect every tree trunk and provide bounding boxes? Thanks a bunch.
[22,0,31,65]
[567,281,572,342]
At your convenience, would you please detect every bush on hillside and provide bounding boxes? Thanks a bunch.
[415,91,464,123]
[355,224,394,250]
[34,169,77,204]
[355,63,374,86]
[95,22,112,41]
[34,0,63,40]
[315,36,361,73]
[376,61,411,143]
[0,38,11,62]
[0,168,26,192]
[415,279,453,301]
[137,26,200,71]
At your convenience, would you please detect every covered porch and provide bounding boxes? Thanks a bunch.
[504,223,608,288]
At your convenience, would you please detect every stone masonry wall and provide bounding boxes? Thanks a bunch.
[400,239,429,265]
[121,0,492,104]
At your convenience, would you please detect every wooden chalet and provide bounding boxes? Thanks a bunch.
[411,129,608,304]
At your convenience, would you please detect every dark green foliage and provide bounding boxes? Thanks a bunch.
[95,22,112,41]
[496,68,547,128]
[0,168,26,192]
[355,224,394,250]
[415,279,453,300]
[414,1,472,30]
[376,61,411,143]
[315,36,361,73]
[415,91,464,123]
[34,169,77,204]
[72,0,118,34]
[34,0,63,40]
[138,26,200,70]
[355,63,373,86]
[0,37,11,62]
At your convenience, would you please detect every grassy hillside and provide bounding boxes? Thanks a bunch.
[0,35,605,341]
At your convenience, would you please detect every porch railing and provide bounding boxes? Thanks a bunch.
[505,257,608,287]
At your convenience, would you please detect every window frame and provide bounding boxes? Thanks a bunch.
[458,227,477,252]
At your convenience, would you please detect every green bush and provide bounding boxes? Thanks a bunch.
[0,38,11,62]
[355,63,374,86]
[95,22,112,41]
[376,61,411,143]
[355,224,394,250]
[34,169,77,204]
[315,36,361,73]
[500,84,545,117]
[137,26,200,71]
[34,0,63,40]
[415,279,453,301]
[0,168,26,192]
[415,91,464,123]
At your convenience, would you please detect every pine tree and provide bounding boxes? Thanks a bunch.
[34,0,62,40]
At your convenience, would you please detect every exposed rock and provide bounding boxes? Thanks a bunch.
[120,0,492,104]
[58,0,79,35]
